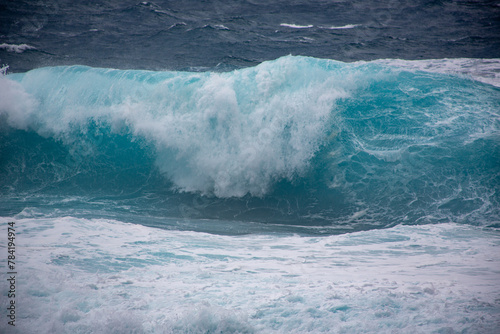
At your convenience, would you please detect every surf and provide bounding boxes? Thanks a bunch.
[1,56,499,230]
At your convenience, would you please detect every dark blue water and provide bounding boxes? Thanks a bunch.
[1,0,499,72]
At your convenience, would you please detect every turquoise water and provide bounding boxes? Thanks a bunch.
[2,0,500,332]
[1,56,499,232]
[1,56,500,333]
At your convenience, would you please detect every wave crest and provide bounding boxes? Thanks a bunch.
[2,56,350,197]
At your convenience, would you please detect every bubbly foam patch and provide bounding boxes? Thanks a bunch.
[1,216,499,333]
[279,23,314,29]
[319,24,359,29]
[0,43,36,53]
[371,58,500,87]
[0,73,37,129]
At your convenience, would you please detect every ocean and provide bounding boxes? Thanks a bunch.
[1,1,499,333]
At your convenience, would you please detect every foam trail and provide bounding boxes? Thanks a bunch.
[320,24,359,29]
[0,43,36,53]
[280,23,314,29]
[0,216,499,333]
[372,58,500,87]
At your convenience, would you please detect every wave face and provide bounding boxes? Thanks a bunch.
[1,56,499,231]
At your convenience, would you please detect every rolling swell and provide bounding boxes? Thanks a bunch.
[0,56,499,230]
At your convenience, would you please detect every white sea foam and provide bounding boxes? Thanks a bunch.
[280,23,314,29]
[214,24,229,30]
[0,216,498,333]
[372,58,500,87]
[319,24,359,30]
[0,43,35,53]
[0,73,37,129]
[202,24,230,30]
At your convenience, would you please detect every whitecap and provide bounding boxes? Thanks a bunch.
[0,43,36,53]
[370,58,500,87]
[280,23,314,29]
[319,24,359,30]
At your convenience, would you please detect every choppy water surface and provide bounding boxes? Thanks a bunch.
[1,1,499,333]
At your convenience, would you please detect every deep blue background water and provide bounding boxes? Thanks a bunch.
[1,0,499,72]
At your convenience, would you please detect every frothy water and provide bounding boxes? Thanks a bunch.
[1,217,499,333]
[2,0,500,332]
[1,12,500,330]
[1,56,499,230]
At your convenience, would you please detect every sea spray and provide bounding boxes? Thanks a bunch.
[1,56,499,228]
